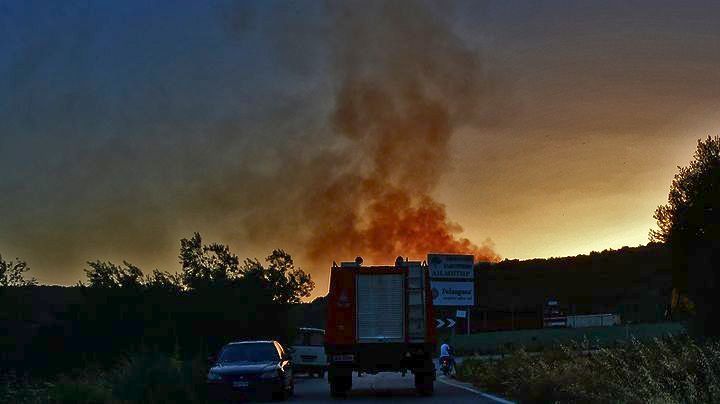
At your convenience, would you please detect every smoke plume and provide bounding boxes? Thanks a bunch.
[297,2,500,265]
[0,1,503,294]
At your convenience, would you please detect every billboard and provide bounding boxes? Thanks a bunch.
[428,254,474,279]
[430,281,474,306]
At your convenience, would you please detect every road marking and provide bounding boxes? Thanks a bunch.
[437,377,515,404]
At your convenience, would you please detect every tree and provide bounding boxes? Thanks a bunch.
[241,250,314,304]
[84,260,144,289]
[651,136,720,245]
[179,232,240,290]
[265,250,314,304]
[651,135,720,335]
[0,255,37,287]
[144,269,183,292]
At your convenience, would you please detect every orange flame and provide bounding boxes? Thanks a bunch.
[306,185,499,265]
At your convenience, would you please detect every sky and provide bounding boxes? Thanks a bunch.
[1,0,720,296]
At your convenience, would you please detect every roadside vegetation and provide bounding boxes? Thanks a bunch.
[456,335,720,403]
[0,232,314,403]
[0,351,206,403]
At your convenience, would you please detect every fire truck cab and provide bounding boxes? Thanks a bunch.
[324,256,436,396]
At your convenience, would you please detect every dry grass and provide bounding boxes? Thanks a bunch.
[455,336,720,403]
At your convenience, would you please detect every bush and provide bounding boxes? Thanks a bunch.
[456,336,720,403]
[48,377,111,404]
[111,352,199,404]
[0,371,51,404]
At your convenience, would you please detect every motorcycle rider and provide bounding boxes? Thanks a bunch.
[439,341,455,375]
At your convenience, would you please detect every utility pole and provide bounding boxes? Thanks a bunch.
[467,306,471,336]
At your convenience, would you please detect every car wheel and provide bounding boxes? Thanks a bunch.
[330,376,351,398]
[272,390,287,401]
[272,381,288,401]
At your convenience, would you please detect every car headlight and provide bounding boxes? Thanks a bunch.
[260,369,280,379]
[207,371,222,381]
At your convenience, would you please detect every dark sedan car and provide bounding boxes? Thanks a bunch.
[207,340,294,401]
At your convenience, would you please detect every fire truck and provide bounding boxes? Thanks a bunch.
[324,256,437,396]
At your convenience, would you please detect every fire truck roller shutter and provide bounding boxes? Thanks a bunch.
[357,273,404,342]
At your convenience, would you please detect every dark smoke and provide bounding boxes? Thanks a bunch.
[0,1,505,294]
[300,2,502,266]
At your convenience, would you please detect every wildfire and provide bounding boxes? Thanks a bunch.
[294,3,503,269]
[306,185,498,265]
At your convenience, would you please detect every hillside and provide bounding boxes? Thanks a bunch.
[475,243,672,318]
[296,243,674,331]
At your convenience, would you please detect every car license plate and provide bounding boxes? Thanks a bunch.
[232,381,249,388]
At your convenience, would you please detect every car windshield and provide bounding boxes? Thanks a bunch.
[308,331,324,346]
[293,330,325,346]
[218,343,279,363]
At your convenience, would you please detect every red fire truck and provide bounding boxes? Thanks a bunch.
[324,256,437,396]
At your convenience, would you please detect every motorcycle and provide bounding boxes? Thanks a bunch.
[439,356,453,377]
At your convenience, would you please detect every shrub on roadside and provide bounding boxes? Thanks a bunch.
[2,351,210,404]
[456,336,720,404]
[48,377,111,404]
[111,351,199,404]
[0,371,52,404]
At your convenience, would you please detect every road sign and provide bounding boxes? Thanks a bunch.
[456,310,467,318]
[428,254,474,279]
[428,253,475,307]
[431,281,474,306]
[436,318,456,328]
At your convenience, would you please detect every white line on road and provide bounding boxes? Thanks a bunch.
[437,377,515,404]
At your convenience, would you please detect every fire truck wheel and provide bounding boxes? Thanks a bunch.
[414,373,434,396]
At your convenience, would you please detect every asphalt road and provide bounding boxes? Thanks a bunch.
[288,371,511,403]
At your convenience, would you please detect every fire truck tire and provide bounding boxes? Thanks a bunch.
[414,373,434,396]
[330,376,351,397]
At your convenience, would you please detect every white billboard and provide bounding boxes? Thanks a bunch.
[430,281,474,306]
[428,254,474,279]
